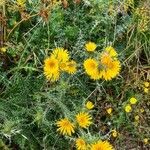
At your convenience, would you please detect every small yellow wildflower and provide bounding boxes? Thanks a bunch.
[144,88,149,94]
[56,118,75,136]
[51,47,70,63]
[76,112,92,128]
[134,115,139,121]
[85,42,97,52]
[76,138,87,150]
[112,129,118,138]
[17,0,26,7]
[0,47,7,53]
[144,82,149,88]
[86,101,94,110]
[106,108,112,115]
[140,108,145,113]
[125,105,132,113]
[105,46,118,57]
[129,97,137,105]
[90,140,114,150]
[143,138,148,144]
[65,60,77,74]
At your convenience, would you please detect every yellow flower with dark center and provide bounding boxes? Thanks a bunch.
[76,112,92,128]
[129,97,137,105]
[90,140,114,150]
[105,46,118,57]
[86,101,94,110]
[51,47,70,62]
[43,57,60,81]
[125,105,132,113]
[76,138,87,150]
[65,60,77,74]
[56,118,75,136]
[85,42,97,52]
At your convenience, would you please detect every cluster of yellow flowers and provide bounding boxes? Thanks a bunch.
[143,81,149,94]
[76,138,114,150]
[124,97,138,113]
[44,47,77,82]
[84,42,121,81]
[56,101,114,150]
[43,43,121,82]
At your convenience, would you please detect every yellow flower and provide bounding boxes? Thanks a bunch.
[17,0,26,7]
[43,57,60,81]
[140,108,144,113]
[51,47,70,63]
[84,58,102,80]
[86,101,94,110]
[125,105,132,113]
[0,47,7,53]
[143,138,149,144]
[76,138,87,150]
[56,118,75,136]
[100,53,121,80]
[134,115,139,121]
[65,60,77,74]
[105,46,118,57]
[85,42,97,52]
[129,97,137,105]
[112,129,118,138]
[144,82,149,88]
[90,140,114,150]
[76,112,92,128]
[144,88,149,93]
[106,108,112,115]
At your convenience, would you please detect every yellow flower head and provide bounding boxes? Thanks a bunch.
[105,46,118,57]
[85,42,97,52]
[56,118,75,136]
[125,105,132,113]
[112,129,118,138]
[143,138,149,144]
[76,138,87,150]
[129,97,137,105]
[106,108,112,115]
[51,47,70,62]
[135,115,139,121]
[144,82,149,88]
[17,0,26,7]
[83,58,102,80]
[43,57,60,81]
[76,112,92,128]
[0,47,7,53]
[140,108,145,113]
[65,60,77,74]
[90,140,114,150]
[100,53,121,80]
[144,88,149,93]
[86,101,94,110]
